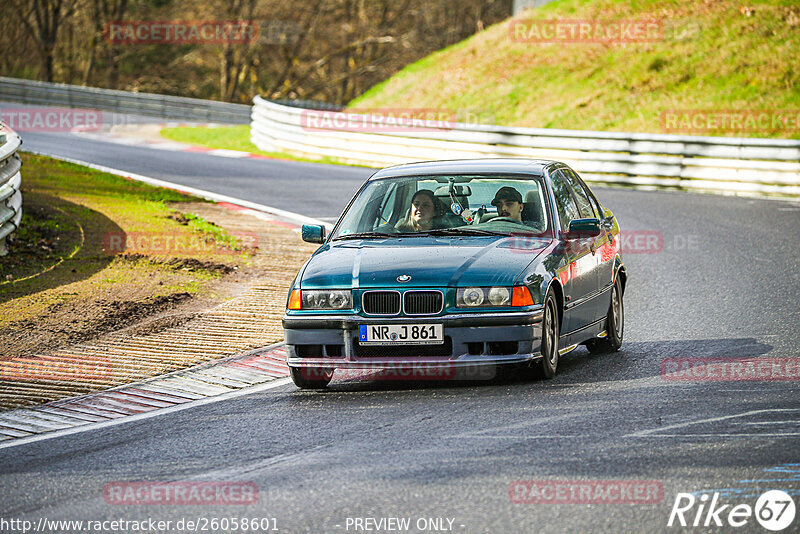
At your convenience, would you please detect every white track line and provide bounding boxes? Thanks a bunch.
[24,150,333,230]
[0,378,292,451]
[627,408,800,437]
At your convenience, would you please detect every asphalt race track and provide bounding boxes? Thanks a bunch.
[2,114,800,533]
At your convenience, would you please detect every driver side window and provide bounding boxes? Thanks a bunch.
[550,170,580,233]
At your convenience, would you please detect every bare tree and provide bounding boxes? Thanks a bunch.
[83,0,129,87]
[12,0,80,82]
[7,0,512,103]
[213,0,258,102]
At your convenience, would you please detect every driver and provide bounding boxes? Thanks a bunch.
[491,186,524,222]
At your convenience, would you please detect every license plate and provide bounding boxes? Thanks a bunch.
[359,324,444,345]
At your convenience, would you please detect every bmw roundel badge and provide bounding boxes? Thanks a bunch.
[397,274,411,283]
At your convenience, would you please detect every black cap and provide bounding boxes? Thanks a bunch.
[491,186,523,207]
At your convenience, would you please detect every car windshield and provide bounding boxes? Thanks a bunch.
[331,174,551,240]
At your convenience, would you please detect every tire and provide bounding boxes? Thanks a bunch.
[586,276,624,354]
[290,366,333,389]
[534,292,560,379]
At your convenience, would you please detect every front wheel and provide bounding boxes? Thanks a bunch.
[290,366,333,389]
[534,292,560,379]
[586,277,624,354]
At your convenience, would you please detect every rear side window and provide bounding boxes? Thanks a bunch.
[550,170,580,232]
[562,168,596,219]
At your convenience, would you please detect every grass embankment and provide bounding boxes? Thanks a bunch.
[160,125,354,166]
[0,154,251,357]
[349,0,800,138]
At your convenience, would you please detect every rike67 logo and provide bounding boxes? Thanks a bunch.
[668,490,796,531]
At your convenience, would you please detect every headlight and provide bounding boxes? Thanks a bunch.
[457,286,512,308]
[488,286,510,306]
[460,287,485,307]
[300,289,353,310]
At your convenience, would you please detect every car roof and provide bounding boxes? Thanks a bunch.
[369,158,558,180]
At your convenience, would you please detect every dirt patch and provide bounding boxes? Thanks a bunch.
[90,292,194,334]
[0,200,319,410]
[167,213,192,225]
[164,257,236,275]
[2,290,198,359]
[117,253,236,275]
[0,195,246,360]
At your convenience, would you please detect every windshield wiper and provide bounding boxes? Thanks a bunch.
[332,231,394,241]
[426,228,511,236]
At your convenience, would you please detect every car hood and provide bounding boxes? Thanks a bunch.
[300,236,550,289]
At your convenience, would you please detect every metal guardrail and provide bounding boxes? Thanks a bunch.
[0,122,22,256]
[251,96,800,198]
[0,77,251,124]
[1,77,796,199]
[271,99,343,111]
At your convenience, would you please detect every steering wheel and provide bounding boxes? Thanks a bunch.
[488,216,528,226]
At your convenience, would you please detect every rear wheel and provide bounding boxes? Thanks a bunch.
[290,366,333,389]
[586,277,624,354]
[535,292,560,379]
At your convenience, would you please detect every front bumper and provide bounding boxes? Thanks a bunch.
[283,310,544,369]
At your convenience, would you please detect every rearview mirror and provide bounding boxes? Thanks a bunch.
[301,224,326,244]
[565,218,602,239]
[434,185,472,197]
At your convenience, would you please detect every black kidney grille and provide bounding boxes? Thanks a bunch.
[362,291,401,315]
[403,291,443,315]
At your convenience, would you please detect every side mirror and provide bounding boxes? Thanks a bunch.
[565,218,602,239]
[301,224,326,244]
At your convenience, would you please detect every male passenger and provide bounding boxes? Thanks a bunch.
[491,186,524,222]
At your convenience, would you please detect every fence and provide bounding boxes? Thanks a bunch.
[0,77,250,124]
[251,96,800,198]
[1,77,798,199]
[0,123,22,256]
